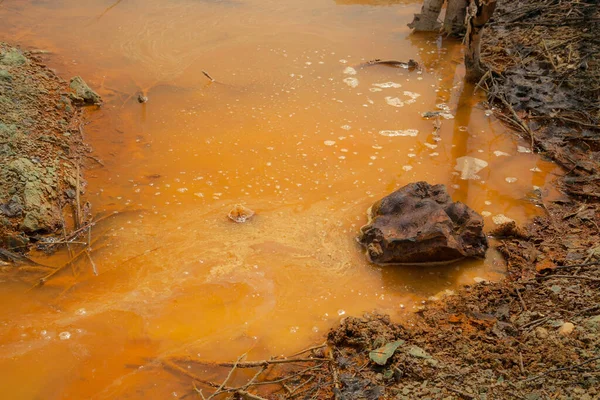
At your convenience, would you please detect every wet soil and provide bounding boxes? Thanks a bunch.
[0,43,91,254]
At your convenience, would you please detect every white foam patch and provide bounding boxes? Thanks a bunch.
[402,165,413,171]
[343,66,357,75]
[403,91,421,100]
[378,129,419,137]
[493,151,511,157]
[505,177,518,183]
[492,214,514,225]
[385,97,404,108]
[343,77,359,88]
[454,156,488,180]
[372,82,402,89]
[324,140,336,146]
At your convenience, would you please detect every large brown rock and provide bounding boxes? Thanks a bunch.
[358,182,488,265]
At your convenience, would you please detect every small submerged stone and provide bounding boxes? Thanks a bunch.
[228,204,255,223]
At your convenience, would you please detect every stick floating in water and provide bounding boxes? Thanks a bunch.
[202,70,216,82]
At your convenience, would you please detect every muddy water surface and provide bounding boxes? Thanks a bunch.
[0,0,559,398]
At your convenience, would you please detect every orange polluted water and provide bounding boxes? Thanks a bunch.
[0,0,559,398]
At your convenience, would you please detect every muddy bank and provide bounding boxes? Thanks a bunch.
[481,0,600,191]
[0,43,97,254]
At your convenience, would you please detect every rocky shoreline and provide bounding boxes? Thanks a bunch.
[0,43,98,256]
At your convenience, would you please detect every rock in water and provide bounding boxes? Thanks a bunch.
[228,204,255,223]
[358,182,488,265]
[69,76,102,105]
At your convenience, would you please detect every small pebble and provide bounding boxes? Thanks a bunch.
[558,322,575,336]
[535,327,549,339]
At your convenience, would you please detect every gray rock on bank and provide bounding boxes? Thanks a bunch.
[69,76,102,105]
[358,182,488,265]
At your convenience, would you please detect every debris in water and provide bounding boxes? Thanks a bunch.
[421,111,454,119]
[517,146,532,153]
[343,77,359,88]
[454,156,488,180]
[137,93,148,103]
[379,129,419,137]
[228,204,255,223]
[202,70,216,82]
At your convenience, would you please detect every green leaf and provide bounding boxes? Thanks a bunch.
[369,340,404,365]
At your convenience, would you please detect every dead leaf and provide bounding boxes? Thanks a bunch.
[369,340,404,365]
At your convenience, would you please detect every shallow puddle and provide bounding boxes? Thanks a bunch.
[0,0,560,398]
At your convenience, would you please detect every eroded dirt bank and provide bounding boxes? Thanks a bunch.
[0,43,97,257]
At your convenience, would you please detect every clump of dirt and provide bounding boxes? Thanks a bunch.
[320,258,600,399]
[0,43,98,254]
